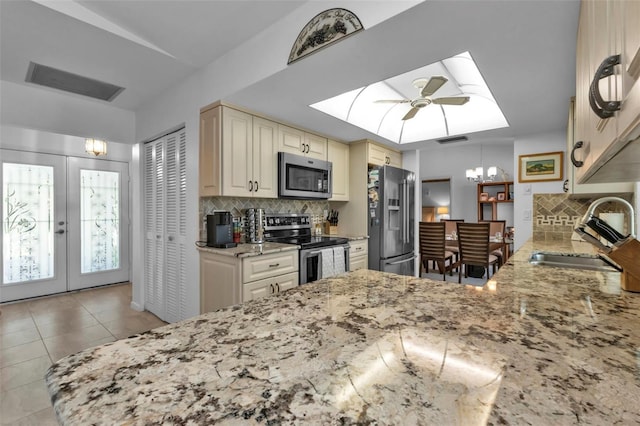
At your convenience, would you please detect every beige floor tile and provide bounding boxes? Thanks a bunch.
[7,407,59,426]
[0,304,32,322]
[0,340,48,368]
[0,355,52,392]
[91,305,145,323]
[78,295,132,314]
[31,305,93,327]
[27,294,81,313]
[103,313,166,340]
[35,313,100,339]
[0,379,52,424]
[0,327,41,350]
[0,316,36,336]
[47,336,116,363]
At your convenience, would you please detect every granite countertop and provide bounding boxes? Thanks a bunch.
[47,239,640,424]
[197,242,299,258]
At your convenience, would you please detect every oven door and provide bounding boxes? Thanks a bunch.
[278,152,332,199]
[299,244,350,284]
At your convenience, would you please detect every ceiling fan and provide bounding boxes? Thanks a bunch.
[375,76,470,120]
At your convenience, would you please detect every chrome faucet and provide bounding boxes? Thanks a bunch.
[577,196,636,242]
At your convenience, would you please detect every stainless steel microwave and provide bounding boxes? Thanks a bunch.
[278,152,332,199]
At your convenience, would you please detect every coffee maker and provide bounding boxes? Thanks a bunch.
[206,212,237,248]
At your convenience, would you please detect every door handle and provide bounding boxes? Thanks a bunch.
[248,181,253,192]
[387,255,417,265]
[275,283,280,292]
[570,140,584,167]
[55,229,65,234]
[254,181,258,192]
[589,54,621,119]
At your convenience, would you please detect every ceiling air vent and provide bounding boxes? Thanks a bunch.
[25,62,125,102]
[436,135,468,144]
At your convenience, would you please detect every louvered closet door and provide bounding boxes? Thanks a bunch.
[143,128,188,323]
[144,139,165,319]
[164,131,187,323]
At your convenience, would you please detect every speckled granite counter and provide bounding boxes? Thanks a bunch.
[47,239,640,424]
[197,242,298,258]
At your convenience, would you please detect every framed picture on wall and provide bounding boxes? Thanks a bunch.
[497,192,506,201]
[518,151,564,183]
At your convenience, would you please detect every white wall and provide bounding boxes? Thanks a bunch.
[418,142,515,225]
[513,131,566,249]
[0,81,135,144]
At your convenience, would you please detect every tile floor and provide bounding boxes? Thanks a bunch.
[0,283,167,425]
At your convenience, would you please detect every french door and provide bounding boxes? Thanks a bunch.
[1,149,129,302]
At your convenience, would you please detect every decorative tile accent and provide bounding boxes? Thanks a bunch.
[532,193,634,241]
[199,196,330,240]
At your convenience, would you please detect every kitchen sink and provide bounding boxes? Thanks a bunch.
[528,251,620,272]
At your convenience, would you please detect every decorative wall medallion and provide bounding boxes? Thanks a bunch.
[288,8,363,65]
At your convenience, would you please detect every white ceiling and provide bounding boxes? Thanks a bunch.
[0,0,581,150]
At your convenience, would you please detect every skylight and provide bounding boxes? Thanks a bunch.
[310,52,509,144]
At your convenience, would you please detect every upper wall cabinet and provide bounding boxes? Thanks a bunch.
[199,104,277,198]
[573,0,640,184]
[328,139,349,201]
[278,124,327,160]
[199,106,221,197]
[367,141,402,167]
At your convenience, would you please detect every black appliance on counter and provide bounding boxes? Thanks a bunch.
[207,212,237,248]
[263,213,349,284]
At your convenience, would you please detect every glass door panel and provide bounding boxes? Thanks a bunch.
[67,157,129,290]
[1,150,67,302]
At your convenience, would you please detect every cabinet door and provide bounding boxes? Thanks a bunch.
[199,107,221,197]
[200,251,241,313]
[273,272,299,293]
[387,150,402,168]
[278,124,305,156]
[617,0,640,143]
[367,143,387,166]
[252,117,278,198]
[304,133,327,160]
[349,255,368,272]
[242,278,274,302]
[222,108,253,197]
[328,139,349,201]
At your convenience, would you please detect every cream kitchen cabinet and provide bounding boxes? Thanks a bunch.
[200,249,299,313]
[199,106,221,197]
[573,0,640,184]
[221,108,278,198]
[328,139,350,201]
[367,141,402,167]
[565,97,634,195]
[348,239,368,271]
[278,124,327,160]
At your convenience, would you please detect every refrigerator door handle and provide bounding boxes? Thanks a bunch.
[387,255,417,265]
[402,179,408,243]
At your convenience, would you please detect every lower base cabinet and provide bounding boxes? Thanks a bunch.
[200,250,299,313]
[349,240,368,271]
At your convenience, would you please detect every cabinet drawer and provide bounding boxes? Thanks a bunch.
[349,240,368,257]
[242,251,298,283]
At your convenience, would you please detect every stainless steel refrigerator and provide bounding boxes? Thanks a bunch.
[367,165,416,276]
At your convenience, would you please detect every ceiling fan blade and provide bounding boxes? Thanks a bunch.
[432,96,470,105]
[402,107,420,120]
[374,99,411,104]
[421,76,448,97]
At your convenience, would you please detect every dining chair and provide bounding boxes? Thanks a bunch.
[419,222,458,280]
[480,220,506,266]
[456,222,499,283]
[441,219,464,261]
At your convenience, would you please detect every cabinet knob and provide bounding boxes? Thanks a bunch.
[571,140,584,168]
[589,54,621,119]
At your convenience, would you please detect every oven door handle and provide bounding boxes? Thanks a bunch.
[387,255,417,265]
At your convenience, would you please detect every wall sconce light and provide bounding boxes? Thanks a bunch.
[85,138,107,156]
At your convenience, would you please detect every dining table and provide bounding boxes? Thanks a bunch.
[446,234,512,265]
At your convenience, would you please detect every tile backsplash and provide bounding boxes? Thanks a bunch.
[533,193,634,241]
[199,196,329,241]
